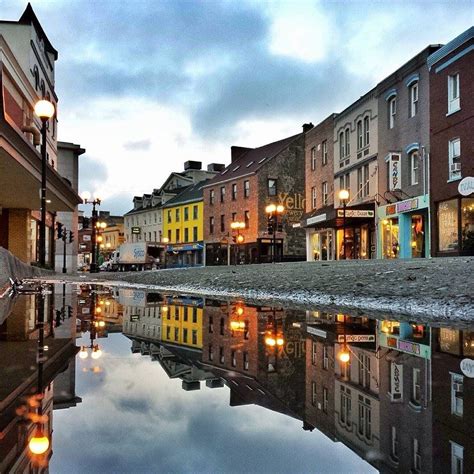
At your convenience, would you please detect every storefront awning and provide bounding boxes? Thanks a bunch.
[166,242,204,253]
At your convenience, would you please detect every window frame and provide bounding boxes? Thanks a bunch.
[322,181,328,206]
[357,120,363,150]
[389,97,397,129]
[268,178,277,196]
[410,151,419,185]
[322,140,328,165]
[448,73,460,114]
[410,82,419,117]
[311,146,316,171]
[448,138,461,181]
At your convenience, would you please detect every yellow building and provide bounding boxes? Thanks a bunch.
[162,181,207,267]
[161,300,203,349]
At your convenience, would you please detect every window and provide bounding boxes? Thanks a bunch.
[184,308,189,322]
[193,226,198,242]
[268,179,277,196]
[244,211,250,229]
[363,164,369,197]
[220,318,225,335]
[412,368,421,405]
[210,190,215,205]
[339,131,345,159]
[192,307,197,323]
[410,151,419,185]
[451,373,463,417]
[175,208,180,222]
[448,74,460,113]
[231,212,236,222]
[244,180,250,198]
[462,197,474,252]
[389,97,396,129]
[192,330,198,346]
[209,316,214,333]
[312,342,317,365]
[311,187,317,210]
[184,207,189,221]
[243,351,249,370]
[322,140,328,165]
[357,167,363,197]
[323,346,329,370]
[232,183,237,200]
[322,182,328,206]
[311,381,317,406]
[311,146,316,170]
[340,386,351,427]
[168,229,172,241]
[451,442,464,474]
[209,216,215,234]
[363,116,369,146]
[410,82,419,117]
[358,354,371,389]
[357,120,363,150]
[413,438,421,472]
[449,138,461,180]
[167,210,172,223]
[184,228,189,242]
[438,199,459,251]
[220,186,226,203]
[358,397,372,440]
[174,327,179,341]
[323,387,328,412]
[209,344,214,361]
[391,426,399,460]
[183,328,188,343]
[193,205,198,220]
[345,128,350,156]
[154,231,157,242]
[175,229,180,242]
[219,346,224,364]
[220,214,225,232]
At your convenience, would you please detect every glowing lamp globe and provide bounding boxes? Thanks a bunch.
[339,350,350,363]
[265,204,277,214]
[338,189,350,201]
[79,347,88,359]
[34,100,55,120]
[276,205,285,213]
[29,431,50,455]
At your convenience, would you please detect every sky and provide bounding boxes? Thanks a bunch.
[1,0,474,215]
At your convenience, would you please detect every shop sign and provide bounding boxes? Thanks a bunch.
[337,334,375,343]
[131,227,141,234]
[385,204,397,216]
[130,314,140,322]
[383,334,430,359]
[458,176,474,196]
[307,214,327,226]
[389,153,402,191]
[83,235,91,242]
[397,198,419,213]
[278,192,305,224]
[337,209,374,218]
[460,358,474,378]
[390,363,403,401]
[307,326,327,338]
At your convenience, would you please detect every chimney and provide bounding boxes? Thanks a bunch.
[302,123,314,133]
[207,163,225,172]
[231,146,252,163]
[184,160,202,170]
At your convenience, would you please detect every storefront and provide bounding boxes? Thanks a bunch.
[166,242,204,268]
[305,209,336,261]
[434,178,474,256]
[377,195,430,259]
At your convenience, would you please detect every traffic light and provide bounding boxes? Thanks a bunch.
[69,231,74,243]
[277,222,283,232]
[67,305,73,318]
[82,217,90,229]
[57,223,64,240]
[267,217,274,235]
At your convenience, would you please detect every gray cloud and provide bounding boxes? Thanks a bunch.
[79,155,108,194]
[123,139,151,151]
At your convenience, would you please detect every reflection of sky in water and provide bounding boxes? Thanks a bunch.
[51,333,376,473]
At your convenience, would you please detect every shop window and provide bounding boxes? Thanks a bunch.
[461,198,474,254]
[410,151,419,185]
[411,214,425,258]
[382,218,399,258]
[438,199,458,252]
[449,138,461,181]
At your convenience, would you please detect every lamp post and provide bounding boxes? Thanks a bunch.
[265,204,285,263]
[34,100,55,267]
[338,189,349,260]
[230,221,245,265]
[81,192,101,273]
[162,237,169,269]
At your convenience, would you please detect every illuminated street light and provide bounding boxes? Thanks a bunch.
[338,189,350,260]
[81,192,102,273]
[265,204,285,263]
[338,348,350,363]
[28,428,50,455]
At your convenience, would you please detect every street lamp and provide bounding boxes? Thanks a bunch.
[230,221,245,265]
[338,189,349,260]
[81,192,102,273]
[34,99,55,267]
[265,204,285,263]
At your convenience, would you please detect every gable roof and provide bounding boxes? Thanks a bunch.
[162,180,210,208]
[203,133,301,188]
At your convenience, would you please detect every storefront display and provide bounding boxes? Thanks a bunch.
[309,229,334,260]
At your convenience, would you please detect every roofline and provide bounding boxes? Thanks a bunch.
[162,196,203,208]
[335,86,377,121]
[427,27,474,70]
[58,141,86,156]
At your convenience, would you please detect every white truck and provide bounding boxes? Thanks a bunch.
[110,242,162,272]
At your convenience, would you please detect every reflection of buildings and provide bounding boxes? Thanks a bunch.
[0,287,79,472]
[432,327,474,473]
[378,321,433,472]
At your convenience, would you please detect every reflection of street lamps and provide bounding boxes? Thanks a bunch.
[230,221,245,265]
[265,204,285,263]
[81,192,102,273]
[34,99,55,267]
[79,292,102,359]
[338,189,349,260]
[264,309,284,372]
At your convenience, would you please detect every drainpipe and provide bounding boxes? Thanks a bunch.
[21,124,41,146]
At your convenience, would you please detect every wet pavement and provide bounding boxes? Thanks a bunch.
[0,282,473,473]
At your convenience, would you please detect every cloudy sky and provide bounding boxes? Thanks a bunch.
[2,0,474,215]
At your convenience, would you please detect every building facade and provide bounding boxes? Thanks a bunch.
[0,6,81,266]
[303,114,337,261]
[376,46,441,260]
[428,27,474,256]
[203,128,309,265]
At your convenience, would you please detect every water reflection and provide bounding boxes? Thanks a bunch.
[1,283,473,473]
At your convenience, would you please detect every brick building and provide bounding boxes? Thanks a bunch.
[376,46,441,260]
[303,114,338,261]
[203,127,309,265]
[0,6,81,266]
[428,27,474,256]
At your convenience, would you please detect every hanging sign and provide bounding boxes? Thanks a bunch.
[389,154,402,191]
[337,334,375,343]
[458,176,474,196]
[460,358,474,378]
[337,209,374,218]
